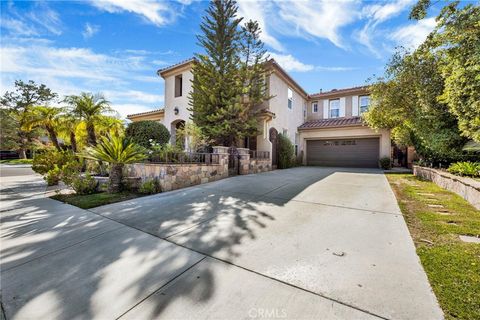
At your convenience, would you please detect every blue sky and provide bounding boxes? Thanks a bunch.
[1,0,444,118]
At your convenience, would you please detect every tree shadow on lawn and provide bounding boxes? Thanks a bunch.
[1,167,384,319]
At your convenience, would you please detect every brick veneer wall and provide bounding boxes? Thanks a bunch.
[413,165,480,209]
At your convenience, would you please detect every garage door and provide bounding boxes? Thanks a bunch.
[307,138,379,168]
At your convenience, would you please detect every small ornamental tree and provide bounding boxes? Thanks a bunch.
[125,120,170,148]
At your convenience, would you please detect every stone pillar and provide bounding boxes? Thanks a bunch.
[237,148,250,175]
[213,146,229,178]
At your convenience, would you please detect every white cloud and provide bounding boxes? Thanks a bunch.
[269,53,314,72]
[237,0,284,51]
[362,0,415,23]
[89,0,176,26]
[1,18,39,36]
[390,18,436,49]
[276,0,359,49]
[103,90,164,104]
[0,41,163,118]
[239,0,359,50]
[26,3,63,35]
[1,2,63,36]
[82,23,100,39]
[357,0,416,56]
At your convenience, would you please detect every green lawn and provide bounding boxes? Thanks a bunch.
[0,159,33,164]
[387,174,480,320]
[51,192,145,209]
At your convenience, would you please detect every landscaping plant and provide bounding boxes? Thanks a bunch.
[83,134,147,193]
[138,178,161,194]
[379,157,392,170]
[447,162,480,178]
[277,133,295,169]
[125,120,170,148]
[32,149,77,185]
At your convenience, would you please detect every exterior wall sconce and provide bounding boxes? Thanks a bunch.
[174,107,179,115]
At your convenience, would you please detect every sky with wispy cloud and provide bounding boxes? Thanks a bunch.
[1,0,445,118]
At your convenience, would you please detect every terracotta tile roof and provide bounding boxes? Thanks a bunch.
[298,116,364,129]
[157,58,196,76]
[127,108,165,118]
[309,86,368,98]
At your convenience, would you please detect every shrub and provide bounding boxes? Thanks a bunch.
[447,162,480,177]
[379,157,392,170]
[45,166,61,186]
[70,173,98,195]
[32,149,76,175]
[33,149,77,185]
[277,134,295,169]
[126,121,170,148]
[148,143,185,163]
[138,178,161,194]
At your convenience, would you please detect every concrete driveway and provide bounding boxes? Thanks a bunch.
[0,166,443,320]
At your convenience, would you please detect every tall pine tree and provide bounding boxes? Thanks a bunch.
[189,0,270,147]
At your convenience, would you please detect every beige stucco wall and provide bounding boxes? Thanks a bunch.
[307,95,359,121]
[162,67,194,135]
[255,72,307,155]
[299,126,391,165]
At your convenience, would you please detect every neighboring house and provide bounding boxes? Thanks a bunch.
[127,59,392,168]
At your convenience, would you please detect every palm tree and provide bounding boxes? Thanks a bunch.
[23,106,63,151]
[83,135,146,193]
[64,92,112,145]
[57,114,80,152]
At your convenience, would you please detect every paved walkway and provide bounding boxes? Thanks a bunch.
[0,166,443,320]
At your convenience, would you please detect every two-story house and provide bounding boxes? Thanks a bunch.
[127,59,391,168]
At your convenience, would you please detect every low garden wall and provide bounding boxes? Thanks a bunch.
[126,146,229,192]
[125,146,272,192]
[413,165,480,209]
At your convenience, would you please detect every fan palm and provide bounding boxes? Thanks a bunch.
[83,134,147,193]
[23,106,63,151]
[64,92,112,145]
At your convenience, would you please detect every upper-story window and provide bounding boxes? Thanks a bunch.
[329,99,340,118]
[174,74,183,97]
[312,101,318,113]
[359,95,370,114]
[287,88,293,109]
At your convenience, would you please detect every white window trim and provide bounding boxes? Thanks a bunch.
[287,88,293,110]
[359,95,370,114]
[329,99,340,118]
[312,101,318,113]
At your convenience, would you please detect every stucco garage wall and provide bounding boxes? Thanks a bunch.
[299,126,390,165]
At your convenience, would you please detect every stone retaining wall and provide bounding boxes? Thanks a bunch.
[413,165,480,209]
[249,159,272,174]
[126,146,229,192]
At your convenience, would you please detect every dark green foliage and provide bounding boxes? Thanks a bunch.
[189,0,270,146]
[447,162,480,177]
[0,80,57,158]
[379,157,392,170]
[125,121,170,148]
[277,134,294,169]
[138,178,161,194]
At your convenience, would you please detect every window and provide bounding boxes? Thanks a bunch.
[359,95,370,114]
[174,74,183,97]
[329,99,340,118]
[312,101,318,113]
[303,102,307,119]
[287,88,293,109]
